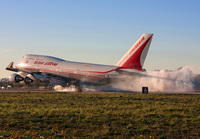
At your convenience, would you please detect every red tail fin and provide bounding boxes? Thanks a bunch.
[116,33,153,71]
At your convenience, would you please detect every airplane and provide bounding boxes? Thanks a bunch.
[6,33,153,91]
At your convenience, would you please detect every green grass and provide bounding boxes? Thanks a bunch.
[0,92,200,138]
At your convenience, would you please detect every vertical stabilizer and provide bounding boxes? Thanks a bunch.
[116,33,153,71]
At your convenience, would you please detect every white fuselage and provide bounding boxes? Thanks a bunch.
[7,34,153,87]
[16,54,119,84]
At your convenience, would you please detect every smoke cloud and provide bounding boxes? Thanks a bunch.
[54,66,200,92]
[54,85,76,92]
[111,66,200,92]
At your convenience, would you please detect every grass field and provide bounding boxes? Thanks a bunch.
[0,92,200,138]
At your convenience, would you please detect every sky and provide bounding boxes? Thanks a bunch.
[0,0,200,78]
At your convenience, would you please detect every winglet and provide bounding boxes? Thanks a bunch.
[7,62,14,69]
[6,62,18,72]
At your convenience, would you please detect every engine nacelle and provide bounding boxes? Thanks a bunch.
[24,77,33,84]
[24,74,34,84]
[9,73,24,83]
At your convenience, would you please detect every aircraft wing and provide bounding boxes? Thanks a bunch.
[6,62,77,86]
[6,62,20,72]
[6,62,36,75]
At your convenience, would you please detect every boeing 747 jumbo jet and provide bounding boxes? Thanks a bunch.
[6,33,153,91]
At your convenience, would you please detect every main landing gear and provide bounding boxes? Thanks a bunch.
[78,88,83,93]
[75,81,83,93]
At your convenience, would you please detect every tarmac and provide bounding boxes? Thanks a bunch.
[1,89,200,94]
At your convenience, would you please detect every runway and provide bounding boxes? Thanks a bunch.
[1,89,200,94]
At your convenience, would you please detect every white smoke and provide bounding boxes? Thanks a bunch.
[53,66,200,92]
[112,66,200,92]
[54,85,76,92]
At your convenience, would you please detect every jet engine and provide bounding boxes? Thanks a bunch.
[9,73,24,83]
[24,74,34,84]
[24,77,33,84]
